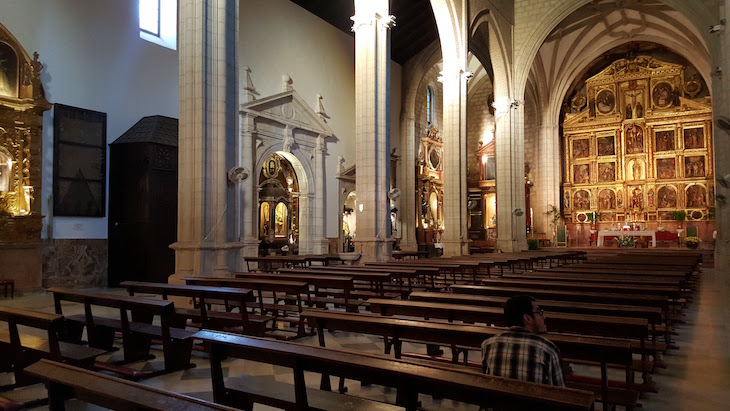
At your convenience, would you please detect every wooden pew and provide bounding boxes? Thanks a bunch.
[233,271,357,311]
[478,278,683,300]
[243,255,309,272]
[195,330,596,411]
[278,267,397,298]
[450,284,670,313]
[178,277,306,338]
[48,287,195,379]
[0,306,105,389]
[408,291,663,327]
[120,281,271,337]
[504,272,684,287]
[25,359,239,411]
[304,309,635,409]
[367,298,648,342]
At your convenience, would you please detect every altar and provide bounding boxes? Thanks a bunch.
[597,230,656,248]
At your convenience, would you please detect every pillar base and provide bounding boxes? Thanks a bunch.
[353,238,393,263]
[442,239,469,257]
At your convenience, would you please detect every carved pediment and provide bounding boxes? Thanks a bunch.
[240,90,334,138]
[589,56,684,84]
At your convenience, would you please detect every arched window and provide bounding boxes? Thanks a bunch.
[426,85,434,124]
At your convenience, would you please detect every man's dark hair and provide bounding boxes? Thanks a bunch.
[504,295,536,327]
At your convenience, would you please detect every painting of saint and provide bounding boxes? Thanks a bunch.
[573,164,590,184]
[572,139,590,159]
[573,190,590,210]
[630,186,643,209]
[684,156,705,178]
[616,189,623,207]
[596,90,615,114]
[597,136,615,156]
[656,158,676,179]
[657,186,677,208]
[0,43,18,98]
[597,162,615,182]
[625,124,644,154]
[648,189,654,207]
[683,128,704,149]
[686,185,707,208]
[655,130,675,152]
[599,189,616,210]
[652,82,673,108]
[635,102,644,118]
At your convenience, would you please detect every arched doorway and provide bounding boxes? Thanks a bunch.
[258,153,300,255]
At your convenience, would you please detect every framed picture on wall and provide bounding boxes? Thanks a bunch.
[53,103,107,217]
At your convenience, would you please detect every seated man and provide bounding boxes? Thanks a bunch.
[481,295,565,386]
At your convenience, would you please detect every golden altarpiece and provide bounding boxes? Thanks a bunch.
[417,126,444,245]
[563,56,714,240]
[0,23,51,289]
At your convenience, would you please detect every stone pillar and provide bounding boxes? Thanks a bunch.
[171,0,240,281]
[534,122,561,236]
[495,102,528,252]
[399,114,418,251]
[441,69,471,256]
[714,0,730,269]
[352,0,394,262]
[240,115,259,260]
[313,134,329,254]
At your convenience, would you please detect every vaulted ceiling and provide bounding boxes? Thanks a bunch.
[289,0,439,65]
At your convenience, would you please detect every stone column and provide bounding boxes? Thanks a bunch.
[441,69,471,256]
[240,115,259,259]
[352,0,394,262]
[313,134,329,254]
[398,115,418,251]
[495,102,528,252]
[714,0,730,269]
[534,122,561,235]
[171,0,240,281]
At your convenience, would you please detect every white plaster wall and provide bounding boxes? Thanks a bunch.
[0,0,179,239]
[240,0,402,239]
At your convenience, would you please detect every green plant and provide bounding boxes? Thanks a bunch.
[545,204,563,227]
[685,236,700,249]
[586,211,600,223]
[527,239,539,250]
[670,210,686,222]
[615,234,636,248]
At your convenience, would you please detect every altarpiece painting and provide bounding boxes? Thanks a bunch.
[656,158,676,179]
[597,136,615,156]
[53,104,107,217]
[654,130,675,152]
[683,128,704,149]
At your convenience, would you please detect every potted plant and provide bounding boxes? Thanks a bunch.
[615,234,636,248]
[685,236,700,249]
[586,211,600,230]
[527,239,539,250]
[670,210,686,229]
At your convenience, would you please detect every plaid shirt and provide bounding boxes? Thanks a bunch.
[481,326,565,386]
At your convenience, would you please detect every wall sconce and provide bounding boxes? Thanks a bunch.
[358,203,364,212]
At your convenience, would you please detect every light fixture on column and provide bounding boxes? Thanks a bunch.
[359,203,364,212]
[513,208,524,217]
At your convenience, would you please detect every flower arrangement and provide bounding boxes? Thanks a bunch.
[527,239,539,250]
[685,236,700,249]
[281,245,290,254]
[615,234,636,248]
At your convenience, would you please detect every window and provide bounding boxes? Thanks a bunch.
[139,0,177,50]
[426,86,434,124]
[139,0,160,36]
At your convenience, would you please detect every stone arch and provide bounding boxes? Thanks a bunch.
[514,0,717,100]
[255,145,314,254]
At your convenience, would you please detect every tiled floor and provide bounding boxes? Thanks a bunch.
[1,264,728,410]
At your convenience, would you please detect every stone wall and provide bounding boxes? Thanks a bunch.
[43,239,107,289]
